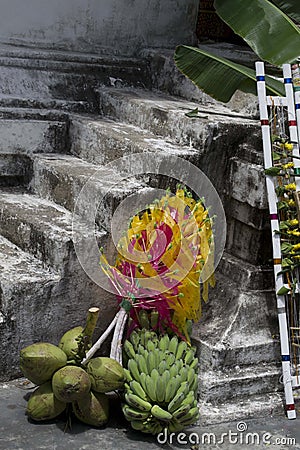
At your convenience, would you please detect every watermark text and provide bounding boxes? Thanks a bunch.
[157,422,296,446]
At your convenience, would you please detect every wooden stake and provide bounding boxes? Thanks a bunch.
[83,307,100,345]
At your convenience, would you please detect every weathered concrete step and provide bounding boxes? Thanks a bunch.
[0,44,151,101]
[0,95,91,113]
[0,106,69,120]
[227,157,267,210]
[199,363,281,403]
[218,251,273,291]
[0,230,118,381]
[70,113,201,166]
[0,187,93,273]
[0,43,149,71]
[226,215,271,265]
[198,138,269,265]
[33,153,153,231]
[0,235,60,380]
[194,316,279,374]
[223,155,271,265]
[236,142,264,166]
[199,392,283,426]
[0,154,32,186]
[192,270,279,370]
[143,48,260,118]
[0,108,68,154]
[69,113,265,214]
[0,187,118,355]
[70,113,268,267]
[98,87,261,151]
[97,89,269,264]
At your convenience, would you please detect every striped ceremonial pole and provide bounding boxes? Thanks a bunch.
[291,62,300,390]
[295,89,300,152]
[283,64,300,187]
[292,62,300,169]
[256,61,296,419]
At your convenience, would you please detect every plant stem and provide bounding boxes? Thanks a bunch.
[110,308,128,365]
[83,307,100,345]
[81,312,119,365]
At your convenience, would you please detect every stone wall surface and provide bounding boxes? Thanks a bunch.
[0,0,198,55]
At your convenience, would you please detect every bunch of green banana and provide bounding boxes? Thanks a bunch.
[122,329,200,434]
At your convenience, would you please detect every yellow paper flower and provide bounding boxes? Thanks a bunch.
[289,219,299,226]
[287,230,300,236]
[282,162,294,169]
[284,143,294,151]
[285,183,296,191]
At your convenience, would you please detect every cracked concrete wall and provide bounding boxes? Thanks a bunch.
[0,0,199,55]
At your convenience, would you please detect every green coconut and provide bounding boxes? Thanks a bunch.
[72,391,109,427]
[20,343,67,385]
[52,365,91,402]
[87,357,125,393]
[58,326,84,360]
[26,381,66,421]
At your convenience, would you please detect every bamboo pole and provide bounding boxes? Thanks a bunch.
[256,61,296,420]
[83,307,100,344]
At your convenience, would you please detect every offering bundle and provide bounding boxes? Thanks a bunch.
[20,186,215,434]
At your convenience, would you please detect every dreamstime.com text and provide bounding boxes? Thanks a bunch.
[157,422,297,446]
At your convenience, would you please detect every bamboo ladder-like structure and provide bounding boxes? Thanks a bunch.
[256,61,300,419]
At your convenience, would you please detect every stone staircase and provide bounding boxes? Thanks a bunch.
[0,45,284,424]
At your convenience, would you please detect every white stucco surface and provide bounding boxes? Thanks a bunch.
[0,0,199,55]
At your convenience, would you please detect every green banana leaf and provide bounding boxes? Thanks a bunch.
[174,45,285,103]
[214,0,300,65]
[272,0,300,22]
